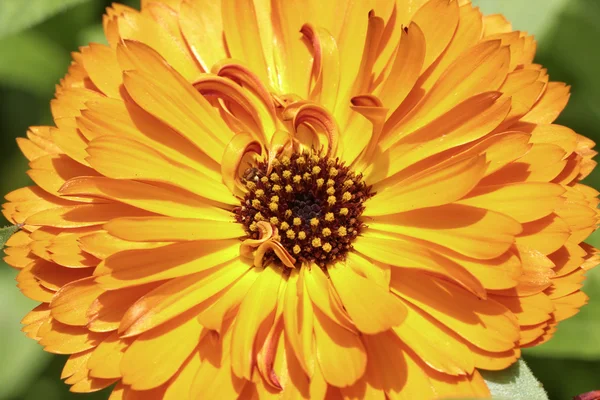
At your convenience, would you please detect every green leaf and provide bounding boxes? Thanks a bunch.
[0,224,20,249]
[0,30,71,97]
[481,359,549,400]
[0,0,93,38]
[471,0,569,42]
[0,264,51,398]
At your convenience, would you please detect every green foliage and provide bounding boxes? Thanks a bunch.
[0,31,71,97]
[0,264,51,399]
[0,224,19,249]
[472,0,569,41]
[0,0,93,38]
[481,360,549,400]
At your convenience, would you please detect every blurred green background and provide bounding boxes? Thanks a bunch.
[0,0,599,399]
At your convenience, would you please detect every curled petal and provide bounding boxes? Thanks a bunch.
[254,240,296,269]
[240,221,276,259]
[266,130,295,174]
[256,287,286,391]
[213,61,278,120]
[300,23,340,112]
[351,95,388,170]
[221,133,263,196]
[193,76,267,143]
[240,222,296,269]
[282,101,339,157]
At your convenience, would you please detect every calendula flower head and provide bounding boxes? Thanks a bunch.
[2,0,599,398]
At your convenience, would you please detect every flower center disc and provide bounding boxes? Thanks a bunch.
[234,151,373,269]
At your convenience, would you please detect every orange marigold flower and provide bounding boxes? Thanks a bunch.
[2,0,599,398]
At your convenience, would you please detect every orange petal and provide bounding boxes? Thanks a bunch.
[365,155,486,215]
[94,240,239,288]
[87,283,158,332]
[88,332,132,379]
[50,277,104,326]
[362,331,409,399]
[516,214,571,256]
[163,347,202,400]
[412,0,459,70]
[120,313,203,390]
[391,39,509,138]
[459,183,565,223]
[345,252,390,290]
[368,204,522,260]
[119,259,250,337]
[393,299,475,376]
[38,319,107,354]
[85,135,235,205]
[80,43,122,98]
[376,22,426,115]
[522,82,570,124]
[118,41,232,161]
[301,24,341,112]
[391,271,519,352]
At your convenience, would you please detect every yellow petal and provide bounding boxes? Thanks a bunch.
[328,262,407,334]
[458,183,566,223]
[282,269,314,376]
[178,0,225,71]
[190,328,247,399]
[356,233,486,299]
[104,216,244,242]
[197,267,261,332]
[221,0,269,83]
[302,265,355,332]
[231,265,283,380]
[313,308,367,388]
[60,176,230,220]
[116,5,201,81]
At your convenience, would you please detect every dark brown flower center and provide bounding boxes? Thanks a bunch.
[234,151,373,269]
